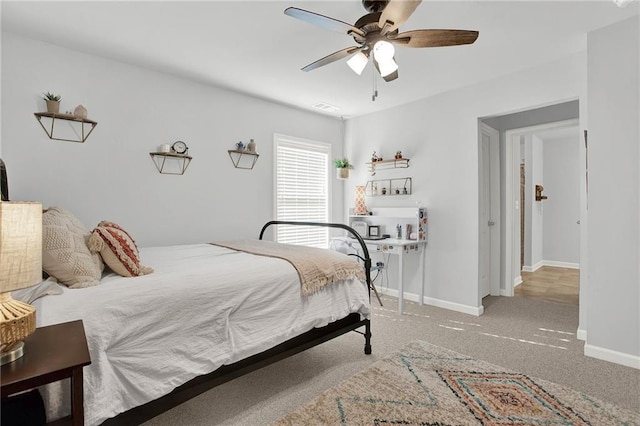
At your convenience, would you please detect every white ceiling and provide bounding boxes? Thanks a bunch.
[1,1,638,118]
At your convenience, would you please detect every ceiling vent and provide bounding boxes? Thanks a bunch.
[312,102,341,113]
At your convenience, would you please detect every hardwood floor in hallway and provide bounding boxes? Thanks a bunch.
[515,266,579,305]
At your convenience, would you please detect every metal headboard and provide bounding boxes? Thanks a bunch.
[0,158,8,201]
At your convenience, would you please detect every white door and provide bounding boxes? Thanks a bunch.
[479,123,500,299]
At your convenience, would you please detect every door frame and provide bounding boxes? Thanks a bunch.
[503,118,579,296]
[478,122,501,300]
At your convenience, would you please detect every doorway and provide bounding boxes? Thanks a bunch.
[479,100,584,313]
[504,119,581,296]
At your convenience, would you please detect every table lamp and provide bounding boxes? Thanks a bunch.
[0,201,42,365]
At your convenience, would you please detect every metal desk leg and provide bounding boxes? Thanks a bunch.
[419,245,425,306]
[398,248,404,314]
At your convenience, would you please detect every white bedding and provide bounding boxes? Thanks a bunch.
[34,243,371,426]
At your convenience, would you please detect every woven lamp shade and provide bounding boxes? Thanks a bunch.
[0,202,42,347]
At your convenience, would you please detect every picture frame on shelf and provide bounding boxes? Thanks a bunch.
[368,225,380,237]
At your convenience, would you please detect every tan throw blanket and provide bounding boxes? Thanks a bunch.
[211,239,365,296]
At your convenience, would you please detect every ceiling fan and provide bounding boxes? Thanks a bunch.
[284,0,479,82]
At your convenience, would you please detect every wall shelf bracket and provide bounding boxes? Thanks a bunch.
[228,150,259,170]
[34,112,98,143]
[149,152,192,175]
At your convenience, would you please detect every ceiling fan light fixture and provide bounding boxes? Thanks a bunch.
[373,40,395,62]
[347,51,369,75]
[377,56,398,78]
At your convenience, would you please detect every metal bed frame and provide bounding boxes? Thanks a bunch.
[103,221,372,425]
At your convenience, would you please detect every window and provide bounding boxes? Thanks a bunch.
[274,134,331,248]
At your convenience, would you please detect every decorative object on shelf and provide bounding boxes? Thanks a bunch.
[228,149,259,170]
[43,92,61,114]
[371,151,383,162]
[247,139,256,153]
[354,185,368,215]
[368,225,380,238]
[34,112,98,143]
[535,184,548,201]
[171,140,188,155]
[395,150,403,159]
[0,201,43,365]
[73,104,87,120]
[334,158,354,180]
[235,141,245,151]
[149,148,193,175]
[351,220,368,237]
[365,177,412,196]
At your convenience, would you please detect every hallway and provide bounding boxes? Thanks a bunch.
[515,266,579,305]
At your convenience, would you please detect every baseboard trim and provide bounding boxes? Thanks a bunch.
[543,260,580,269]
[576,328,587,341]
[513,276,522,287]
[523,260,579,272]
[584,343,640,369]
[424,296,484,316]
[378,288,483,316]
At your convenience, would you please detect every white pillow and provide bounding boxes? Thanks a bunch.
[12,278,63,304]
[42,207,104,288]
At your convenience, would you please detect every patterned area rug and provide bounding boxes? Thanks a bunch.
[274,341,640,425]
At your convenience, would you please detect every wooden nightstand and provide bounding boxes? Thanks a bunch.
[1,320,91,426]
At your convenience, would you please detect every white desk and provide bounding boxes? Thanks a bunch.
[361,239,427,314]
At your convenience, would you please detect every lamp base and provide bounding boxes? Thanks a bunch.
[0,341,25,365]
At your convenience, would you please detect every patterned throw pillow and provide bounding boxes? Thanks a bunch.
[42,207,104,288]
[88,221,153,277]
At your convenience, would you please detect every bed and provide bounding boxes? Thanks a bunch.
[30,219,372,425]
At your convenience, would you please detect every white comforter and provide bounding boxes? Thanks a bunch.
[34,243,371,425]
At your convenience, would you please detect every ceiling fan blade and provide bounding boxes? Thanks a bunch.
[392,29,479,48]
[301,46,360,72]
[378,0,422,34]
[285,7,365,38]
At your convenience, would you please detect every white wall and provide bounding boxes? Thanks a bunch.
[586,16,639,367]
[1,32,344,247]
[344,53,587,313]
[542,134,580,266]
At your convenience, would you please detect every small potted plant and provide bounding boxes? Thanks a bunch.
[43,92,61,114]
[334,158,354,179]
[395,150,403,159]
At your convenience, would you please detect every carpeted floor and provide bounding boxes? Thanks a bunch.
[274,340,640,425]
[142,295,640,425]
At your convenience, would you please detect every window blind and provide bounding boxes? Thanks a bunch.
[274,135,330,248]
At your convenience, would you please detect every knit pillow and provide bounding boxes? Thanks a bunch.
[88,221,153,277]
[42,207,104,288]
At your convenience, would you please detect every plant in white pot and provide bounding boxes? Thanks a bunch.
[334,158,354,180]
[43,92,61,114]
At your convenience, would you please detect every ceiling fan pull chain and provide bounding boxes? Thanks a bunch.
[372,66,378,101]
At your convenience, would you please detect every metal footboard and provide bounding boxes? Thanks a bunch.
[259,220,373,355]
